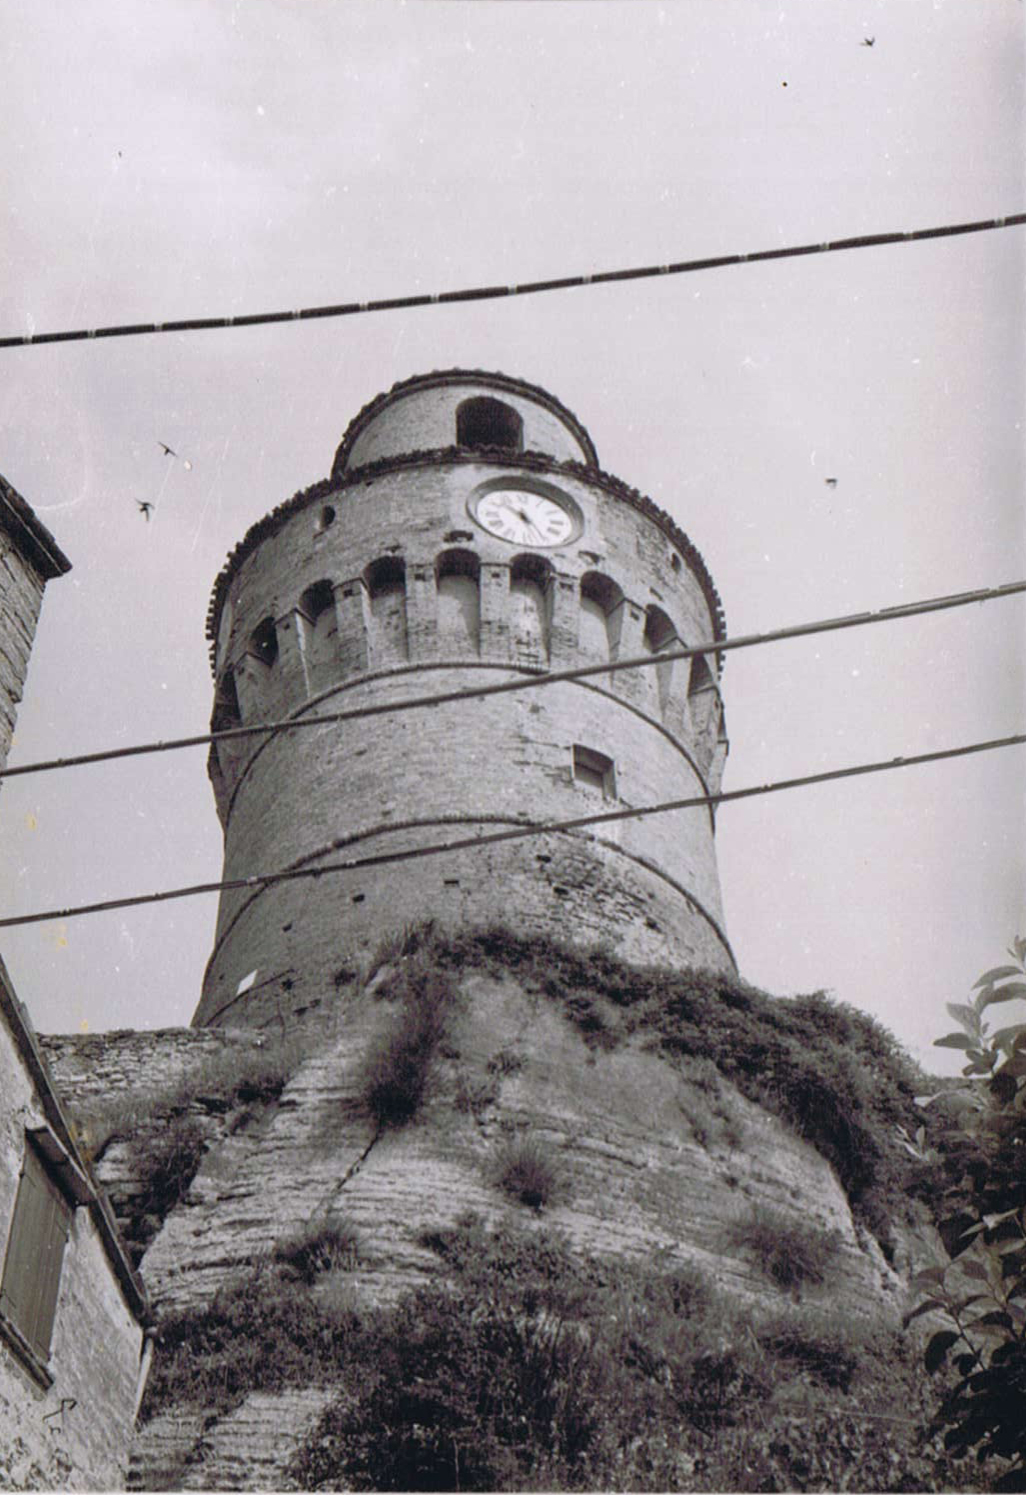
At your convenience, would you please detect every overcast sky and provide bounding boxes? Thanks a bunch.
[0,0,1022,1074]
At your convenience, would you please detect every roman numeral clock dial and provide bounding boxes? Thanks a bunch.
[469,486,580,547]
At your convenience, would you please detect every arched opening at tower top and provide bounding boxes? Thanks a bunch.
[300,580,335,623]
[580,571,624,660]
[510,553,552,664]
[365,556,408,664]
[299,580,338,687]
[436,549,481,650]
[643,604,678,720]
[456,397,524,452]
[249,617,279,667]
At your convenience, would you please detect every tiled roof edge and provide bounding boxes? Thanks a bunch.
[0,475,72,580]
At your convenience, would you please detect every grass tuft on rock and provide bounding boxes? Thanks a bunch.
[725,1207,842,1293]
[492,1133,563,1211]
[360,954,455,1125]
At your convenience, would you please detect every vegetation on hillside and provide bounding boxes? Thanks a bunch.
[359,958,455,1125]
[140,1211,963,1492]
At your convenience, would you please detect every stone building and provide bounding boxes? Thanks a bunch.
[0,477,150,1488]
[197,370,733,1028]
[0,474,71,780]
[0,956,150,1489]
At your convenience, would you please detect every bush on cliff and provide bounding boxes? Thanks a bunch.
[491,1132,564,1211]
[724,1207,842,1294]
[360,954,455,1125]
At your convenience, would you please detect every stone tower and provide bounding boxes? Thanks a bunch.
[195,371,733,1028]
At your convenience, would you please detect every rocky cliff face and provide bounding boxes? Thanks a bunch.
[42,941,938,1491]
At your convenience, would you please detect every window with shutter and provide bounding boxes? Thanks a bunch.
[0,1142,71,1364]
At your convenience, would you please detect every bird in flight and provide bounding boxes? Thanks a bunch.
[825,478,838,487]
[136,501,154,521]
[861,36,875,46]
[157,440,193,470]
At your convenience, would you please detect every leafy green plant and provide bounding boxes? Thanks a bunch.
[906,938,1026,1490]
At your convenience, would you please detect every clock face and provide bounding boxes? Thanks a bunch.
[470,487,578,547]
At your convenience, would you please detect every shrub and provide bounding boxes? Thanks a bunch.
[290,1217,951,1491]
[272,1217,360,1283]
[141,1262,362,1425]
[492,1134,563,1210]
[291,1280,611,1491]
[139,1210,958,1492]
[365,920,435,983]
[725,1208,841,1293]
[754,1312,877,1392]
[122,1116,210,1261]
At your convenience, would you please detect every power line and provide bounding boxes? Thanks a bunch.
[1,731,1022,931]
[2,213,1022,350]
[1,578,1022,783]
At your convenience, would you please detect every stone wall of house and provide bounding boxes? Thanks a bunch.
[0,1018,144,1490]
[0,526,46,778]
[0,474,70,782]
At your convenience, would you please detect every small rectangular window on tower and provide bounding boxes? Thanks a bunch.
[572,745,616,798]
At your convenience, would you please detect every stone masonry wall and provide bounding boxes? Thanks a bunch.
[197,667,733,1028]
[0,540,45,779]
[1,1020,144,1490]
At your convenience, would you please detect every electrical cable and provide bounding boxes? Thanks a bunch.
[1,730,1022,930]
[1,213,1022,349]
[1,578,1022,782]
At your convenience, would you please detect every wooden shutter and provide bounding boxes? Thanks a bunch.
[0,1145,71,1360]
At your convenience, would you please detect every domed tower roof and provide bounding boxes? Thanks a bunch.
[330,368,600,476]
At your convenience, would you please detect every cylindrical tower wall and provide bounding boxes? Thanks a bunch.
[197,374,731,1028]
